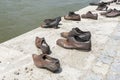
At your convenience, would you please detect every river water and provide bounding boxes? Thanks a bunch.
[0,0,98,43]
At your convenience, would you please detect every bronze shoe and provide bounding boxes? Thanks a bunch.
[100,9,112,15]
[114,0,117,2]
[89,2,99,5]
[44,16,61,25]
[44,19,55,25]
[105,9,120,17]
[116,0,120,4]
[61,27,91,42]
[57,36,91,51]
[41,16,61,29]
[32,54,60,73]
[64,11,81,21]
[35,37,51,54]
[81,11,98,20]
[96,2,108,11]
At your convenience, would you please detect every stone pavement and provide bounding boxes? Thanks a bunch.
[0,3,120,80]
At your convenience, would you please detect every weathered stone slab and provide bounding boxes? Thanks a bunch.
[0,2,120,80]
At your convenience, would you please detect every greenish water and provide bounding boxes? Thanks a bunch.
[0,0,98,43]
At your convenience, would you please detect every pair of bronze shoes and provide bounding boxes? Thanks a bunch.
[64,11,81,21]
[89,1,116,6]
[32,37,60,73]
[57,27,91,51]
[64,11,98,20]
[81,11,98,20]
[101,8,120,17]
[41,16,61,29]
